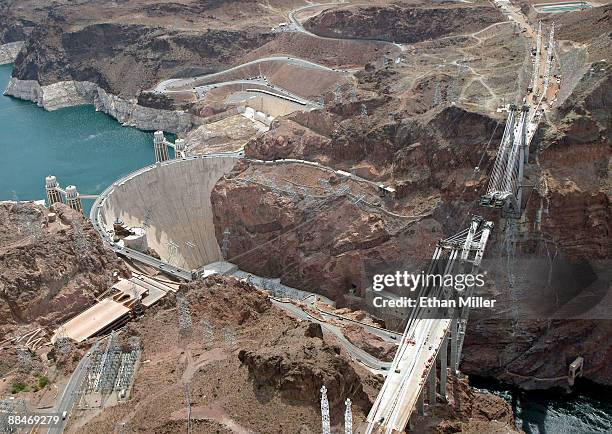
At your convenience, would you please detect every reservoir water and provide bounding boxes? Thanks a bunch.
[0,64,155,214]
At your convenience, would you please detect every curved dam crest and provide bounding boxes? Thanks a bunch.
[98,156,239,270]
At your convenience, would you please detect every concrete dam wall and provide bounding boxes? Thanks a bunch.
[97,156,238,270]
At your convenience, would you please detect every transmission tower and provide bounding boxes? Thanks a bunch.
[16,346,33,372]
[142,208,153,230]
[177,294,193,335]
[223,327,237,349]
[432,82,442,107]
[73,220,90,257]
[360,104,368,118]
[446,77,459,103]
[131,283,144,316]
[202,320,214,349]
[221,228,231,260]
[115,422,129,434]
[344,398,353,434]
[320,386,331,434]
[55,325,71,356]
[167,240,179,264]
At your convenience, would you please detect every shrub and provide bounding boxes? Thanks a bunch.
[37,375,49,389]
[11,382,28,394]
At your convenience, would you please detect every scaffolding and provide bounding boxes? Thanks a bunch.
[480,105,530,217]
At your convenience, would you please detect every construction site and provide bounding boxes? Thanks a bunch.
[0,0,610,433]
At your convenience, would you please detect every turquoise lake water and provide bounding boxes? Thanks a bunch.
[0,64,157,214]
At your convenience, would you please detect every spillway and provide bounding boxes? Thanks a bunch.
[92,155,238,271]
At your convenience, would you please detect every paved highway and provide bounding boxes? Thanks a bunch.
[307,297,402,344]
[151,1,403,103]
[366,217,494,433]
[271,298,392,373]
[47,343,99,434]
[152,56,347,93]
[288,1,405,52]
[367,318,450,432]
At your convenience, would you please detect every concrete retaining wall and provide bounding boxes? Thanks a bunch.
[245,94,305,117]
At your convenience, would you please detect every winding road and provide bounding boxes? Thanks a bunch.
[152,56,345,93]
[151,54,349,107]
[288,1,405,52]
[151,1,404,105]
[271,298,393,373]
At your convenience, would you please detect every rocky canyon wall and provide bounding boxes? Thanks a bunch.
[0,41,23,65]
[304,4,503,44]
[0,202,129,336]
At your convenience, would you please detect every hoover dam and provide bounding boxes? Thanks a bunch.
[92,155,239,271]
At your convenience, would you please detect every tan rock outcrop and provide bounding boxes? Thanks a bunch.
[0,202,129,335]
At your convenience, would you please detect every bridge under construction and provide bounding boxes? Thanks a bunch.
[364,18,558,434]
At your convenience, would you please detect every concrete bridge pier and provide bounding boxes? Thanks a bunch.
[438,335,448,400]
[417,389,425,416]
[427,363,436,405]
[450,317,459,375]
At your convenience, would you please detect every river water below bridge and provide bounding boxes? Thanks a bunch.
[471,376,612,433]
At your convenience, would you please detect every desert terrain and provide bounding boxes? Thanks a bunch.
[0,0,610,432]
